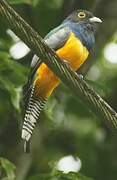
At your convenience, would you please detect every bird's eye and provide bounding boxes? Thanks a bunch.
[78,12,86,18]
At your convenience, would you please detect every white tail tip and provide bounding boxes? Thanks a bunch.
[22,129,31,141]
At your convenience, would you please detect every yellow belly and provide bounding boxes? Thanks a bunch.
[34,32,89,98]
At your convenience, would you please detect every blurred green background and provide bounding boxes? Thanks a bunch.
[0,0,117,179]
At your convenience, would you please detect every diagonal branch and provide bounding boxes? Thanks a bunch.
[0,0,117,129]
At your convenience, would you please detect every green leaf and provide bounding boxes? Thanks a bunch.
[10,86,22,111]
[0,51,27,110]
[0,158,16,180]
[8,0,40,6]
[85,79,109,97]
[28,172,94,180]
[8,0,31,4]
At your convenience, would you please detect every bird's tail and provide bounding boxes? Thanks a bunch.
[21,86,47,152]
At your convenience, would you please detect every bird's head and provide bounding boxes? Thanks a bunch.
[65,9,102,25]
[63,10,102,50]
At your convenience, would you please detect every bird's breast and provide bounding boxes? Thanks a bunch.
[56,32,89,71]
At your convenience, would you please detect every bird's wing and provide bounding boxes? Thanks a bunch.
[44,25,71,50]
[31,25,71,70]
[23,26,71,103]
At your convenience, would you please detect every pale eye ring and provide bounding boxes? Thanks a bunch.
[78,12,86,18]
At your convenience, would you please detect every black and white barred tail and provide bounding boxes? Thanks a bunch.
[22,86,46,152]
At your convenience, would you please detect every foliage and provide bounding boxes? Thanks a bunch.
[0,0,117,180]
[28,171,93,180]
[0,158,16,180]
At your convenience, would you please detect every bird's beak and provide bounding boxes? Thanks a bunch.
[89,17,102,23]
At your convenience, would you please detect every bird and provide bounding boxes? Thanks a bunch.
[21,9,102,152]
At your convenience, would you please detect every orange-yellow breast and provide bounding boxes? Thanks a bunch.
[34,32,89,98]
